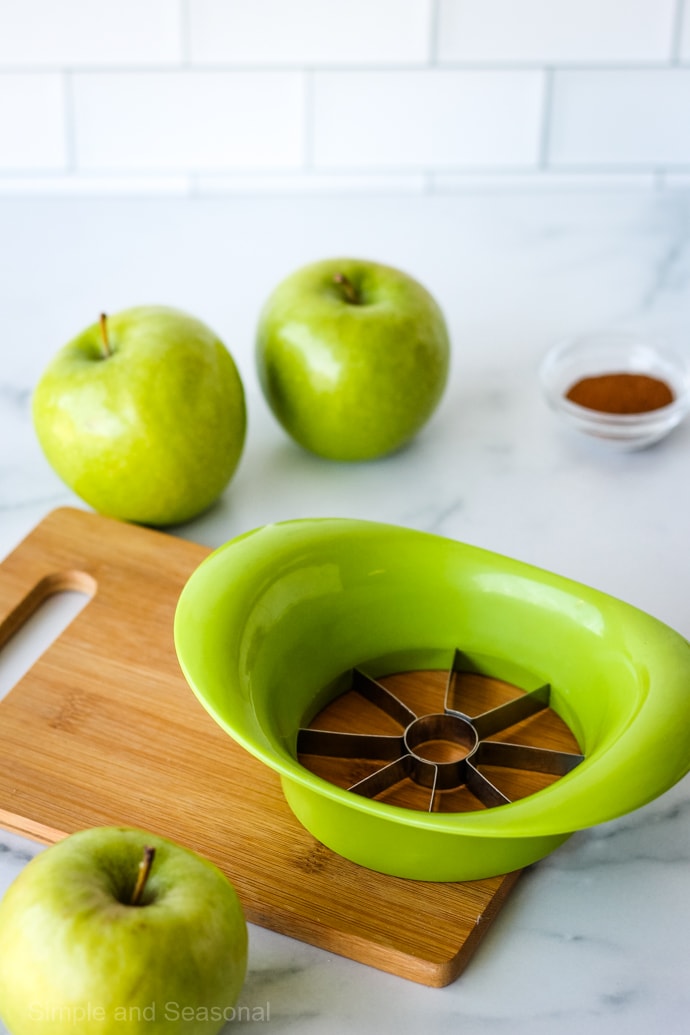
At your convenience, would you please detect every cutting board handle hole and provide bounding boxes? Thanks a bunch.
[0,571,95,701]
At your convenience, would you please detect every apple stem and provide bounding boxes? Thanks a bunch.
[99,312,112,358]
[333,272,361,305]
[130,846,156,906]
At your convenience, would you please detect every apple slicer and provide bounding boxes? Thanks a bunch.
[297,651,584,814]
[174,518,690,882]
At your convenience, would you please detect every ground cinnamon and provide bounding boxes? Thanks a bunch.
[565,372,674,414]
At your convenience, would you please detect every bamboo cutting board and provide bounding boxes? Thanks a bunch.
[0,507,527,988]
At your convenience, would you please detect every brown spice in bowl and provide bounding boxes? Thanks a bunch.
[565,372,674,415]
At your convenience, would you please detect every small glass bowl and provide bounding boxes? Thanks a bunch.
[539,331,690,450]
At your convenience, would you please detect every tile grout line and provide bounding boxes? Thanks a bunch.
[0,177,679,197]
[303,69,315,171]
[429,0,441,66]
[537,68,554,170]
[62,70,77,173]
[1,59,689,75]
[671,0,686,62]
[179,0,192,66]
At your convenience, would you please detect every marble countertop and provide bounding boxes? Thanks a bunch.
[1,188,690,1033]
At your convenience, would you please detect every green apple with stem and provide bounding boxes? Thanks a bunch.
[0,827,248,1035]
[32,306,246,527]
[256,258,450,461]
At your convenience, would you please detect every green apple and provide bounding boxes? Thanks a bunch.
[32,306,246,527]
[256,257,450,461]
[0,826,248,1035]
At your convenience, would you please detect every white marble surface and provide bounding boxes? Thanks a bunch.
[1,189,690,1033]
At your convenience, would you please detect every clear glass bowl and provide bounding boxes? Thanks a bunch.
[539,332,690,450]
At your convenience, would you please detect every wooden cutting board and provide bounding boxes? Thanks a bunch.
[0,507,525,988]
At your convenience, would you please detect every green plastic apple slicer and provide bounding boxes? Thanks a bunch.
[174,518,690,882]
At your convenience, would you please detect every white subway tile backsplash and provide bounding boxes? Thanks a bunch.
[0,1,687,193]
[437,0,676,64]
[0,0,182,67]
[549,70,690,166]
[0,74,65,169]
[189,0,432,66]
[312,70,544,169]
[73,72,305,171]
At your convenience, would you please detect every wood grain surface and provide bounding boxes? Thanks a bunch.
[0,507,546,987]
